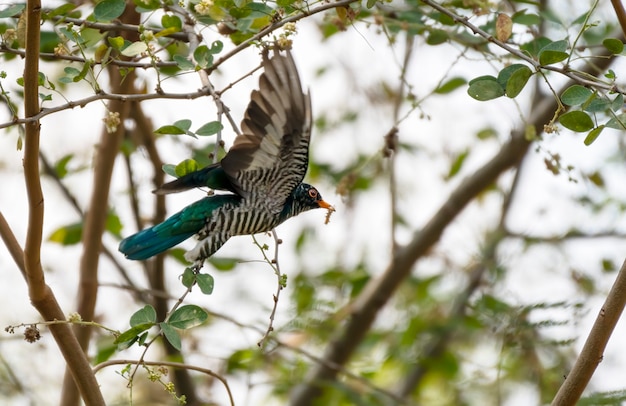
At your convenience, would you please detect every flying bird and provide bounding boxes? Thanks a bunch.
[119,50,332,263]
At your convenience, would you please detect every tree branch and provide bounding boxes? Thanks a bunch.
[552,257,626,405]
[20,0,105,403]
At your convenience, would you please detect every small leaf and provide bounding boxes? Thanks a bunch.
[174,119,192,132]
[505,65,532,98]
[584,126,604,146]
[173,55,195,70]
[194,45,213,68]
[130,305,157,326]
[611,93,623,112]
[168,305,208,329]
[181,267,196,288]
[447,149,469,179]
[426,29,448,45]
[106,211,123,237]
[495,13,512,42]
[0,4,25,18]
[606,113,626,130]
[107,36,125,50]
[54,154,73,178]
[209,40,223,54]
[48,223,83,245]
[602,38,624,55]
[538,40,569,65]
[561,85,592,106]
[161,14,182,30]
[94,0,126,21]
[196,273,214,295]
[511,10,540,26]
[559,111,594,132]
[115,323,153,344]
[196,121,223,136]
[162,164,177,177]
[121,41,148,57]
[174,159,199,177]
[208,257,238,271]
[467,76,505,101]
[154,125,186,135]
[160,322,181,350]
[434,77,466,94]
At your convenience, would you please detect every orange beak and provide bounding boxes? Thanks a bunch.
[317,199,335,211]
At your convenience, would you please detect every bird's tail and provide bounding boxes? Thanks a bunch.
[118,216,195,260]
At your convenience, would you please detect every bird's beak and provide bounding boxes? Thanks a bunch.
[317,199,334,210]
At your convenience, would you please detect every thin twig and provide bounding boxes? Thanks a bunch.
[93,359,235,406]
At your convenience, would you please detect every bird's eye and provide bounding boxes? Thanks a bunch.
[308,189,317,199]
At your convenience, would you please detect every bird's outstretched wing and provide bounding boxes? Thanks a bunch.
[221,49,312,213]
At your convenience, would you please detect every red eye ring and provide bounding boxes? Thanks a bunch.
[308,189,317,198]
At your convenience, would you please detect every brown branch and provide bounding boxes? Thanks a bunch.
[20,0,105,404]
[551,258,626,405]
[60,3,142,404]
[610,0,626,39]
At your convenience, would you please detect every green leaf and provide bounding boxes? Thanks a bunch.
[121,41,148,57]
[606,113,626,130]
[561,85,593,106]
[162,164,177,177]
[181,267,196,288]
[154,125,186,135]
[160,322,181,350]
[511,10,540,26]
[504,65,532,98]
[209,40,223,54]
[366,0,377,8]
[584,126,604,146]
[168,305,208,329]
[434,77,466,94]
[426,29,448,45]
[174,159,199,177]
[538,40,569,65]
[467,76,505,101]
[94,337,117,364]
[174,119,192,132]
[0,4,25,18]
[94,0,126,21]
[196,121,223,136]
[446,149,469,179]
[106,211,123,237]
[559,111,594,132]
[520,36,552,58]
[130,305,157,326]
[54,154,73,178]
[196,273,214,295]
[48,222,83,245]
[611,93,623,112]
[194,45,213,68]
[107,36,125,50]
[162,14,182,30]
[208,257,238,271]
[173,55,195,70]
[603,38,624,55]
[583,97,610,113]
[115,323,153,344]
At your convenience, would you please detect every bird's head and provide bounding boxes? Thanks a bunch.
[284,183,333,219]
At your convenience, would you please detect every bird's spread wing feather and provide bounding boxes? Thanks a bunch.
[221,50,312,212]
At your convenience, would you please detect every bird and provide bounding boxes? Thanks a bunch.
[118,49,333,263]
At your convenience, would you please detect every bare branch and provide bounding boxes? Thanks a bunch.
[552,258,626,405]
